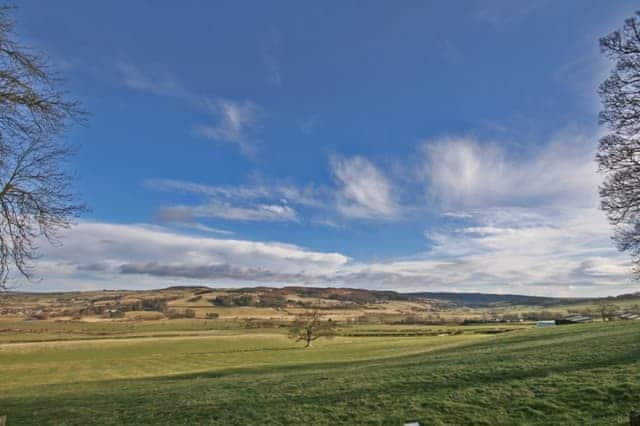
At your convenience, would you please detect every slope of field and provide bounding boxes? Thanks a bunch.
[1,321,639,424]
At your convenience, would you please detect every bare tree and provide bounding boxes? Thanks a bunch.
[288,311,336,348]
[0,7,84,289]
[598,12,640,274]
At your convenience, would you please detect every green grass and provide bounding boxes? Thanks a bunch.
[1,321,639,424]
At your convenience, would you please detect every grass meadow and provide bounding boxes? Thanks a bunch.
[1,320,639,424]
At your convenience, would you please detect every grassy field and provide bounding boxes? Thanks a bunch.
[1,319,639,425]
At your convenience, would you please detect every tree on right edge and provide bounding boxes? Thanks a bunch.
[598,11,640,275]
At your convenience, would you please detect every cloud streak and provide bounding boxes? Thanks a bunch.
[159,203,298,223]
[116,60,193,101]
[331,156,400,220]
[116,61,262,158]
[421,130,599,209]
[194,99,261,157]
[148,178,324,225]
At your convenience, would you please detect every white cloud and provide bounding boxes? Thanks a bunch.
[422,130,599,209]
[194,99,260,157]
[32,221,349,291]
[25,207,633,296]
[331,156,400,220]
[336,207,631,296]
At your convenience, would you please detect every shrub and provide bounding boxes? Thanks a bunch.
[166,310,185,319]
[211,294,255,307]
[257,294,287,308]
[234,295,253,306]
[212,295,234,307]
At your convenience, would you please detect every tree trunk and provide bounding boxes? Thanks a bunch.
[631,410,640,426]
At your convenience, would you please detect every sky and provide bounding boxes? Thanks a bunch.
[11,0,640,296]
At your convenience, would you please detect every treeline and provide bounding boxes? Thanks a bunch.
[79,298,173,316]
[211,294,288,308]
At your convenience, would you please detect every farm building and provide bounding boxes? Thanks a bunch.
[104,309,124,318]
[536,320,556,328]
[619,313,640,320]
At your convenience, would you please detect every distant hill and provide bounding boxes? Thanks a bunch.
[405,292,585,307]
[160,286,603,308]
[4,285,638,311]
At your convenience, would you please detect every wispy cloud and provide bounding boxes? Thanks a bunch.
[159,203,298,223]
[421,129,599,209]
[147,178,322,207]
[331,155,400,220]
[194,99,261,157]
[147,178,268,199]
[116,60,192,100]
[147,178,324,225]
[116,61,262,158]
[157,219,233,236]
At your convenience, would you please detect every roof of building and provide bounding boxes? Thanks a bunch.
[619,313,639,320]
[563,315,592,323]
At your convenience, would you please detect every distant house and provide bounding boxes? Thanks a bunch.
[555,315,592,325]
[104,308,124,318]
[536,320,556,328]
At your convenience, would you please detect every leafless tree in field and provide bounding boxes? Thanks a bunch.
[0,6,85,290]
[288,310,336,348]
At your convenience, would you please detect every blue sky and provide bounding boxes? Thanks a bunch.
[14,1,640,296]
